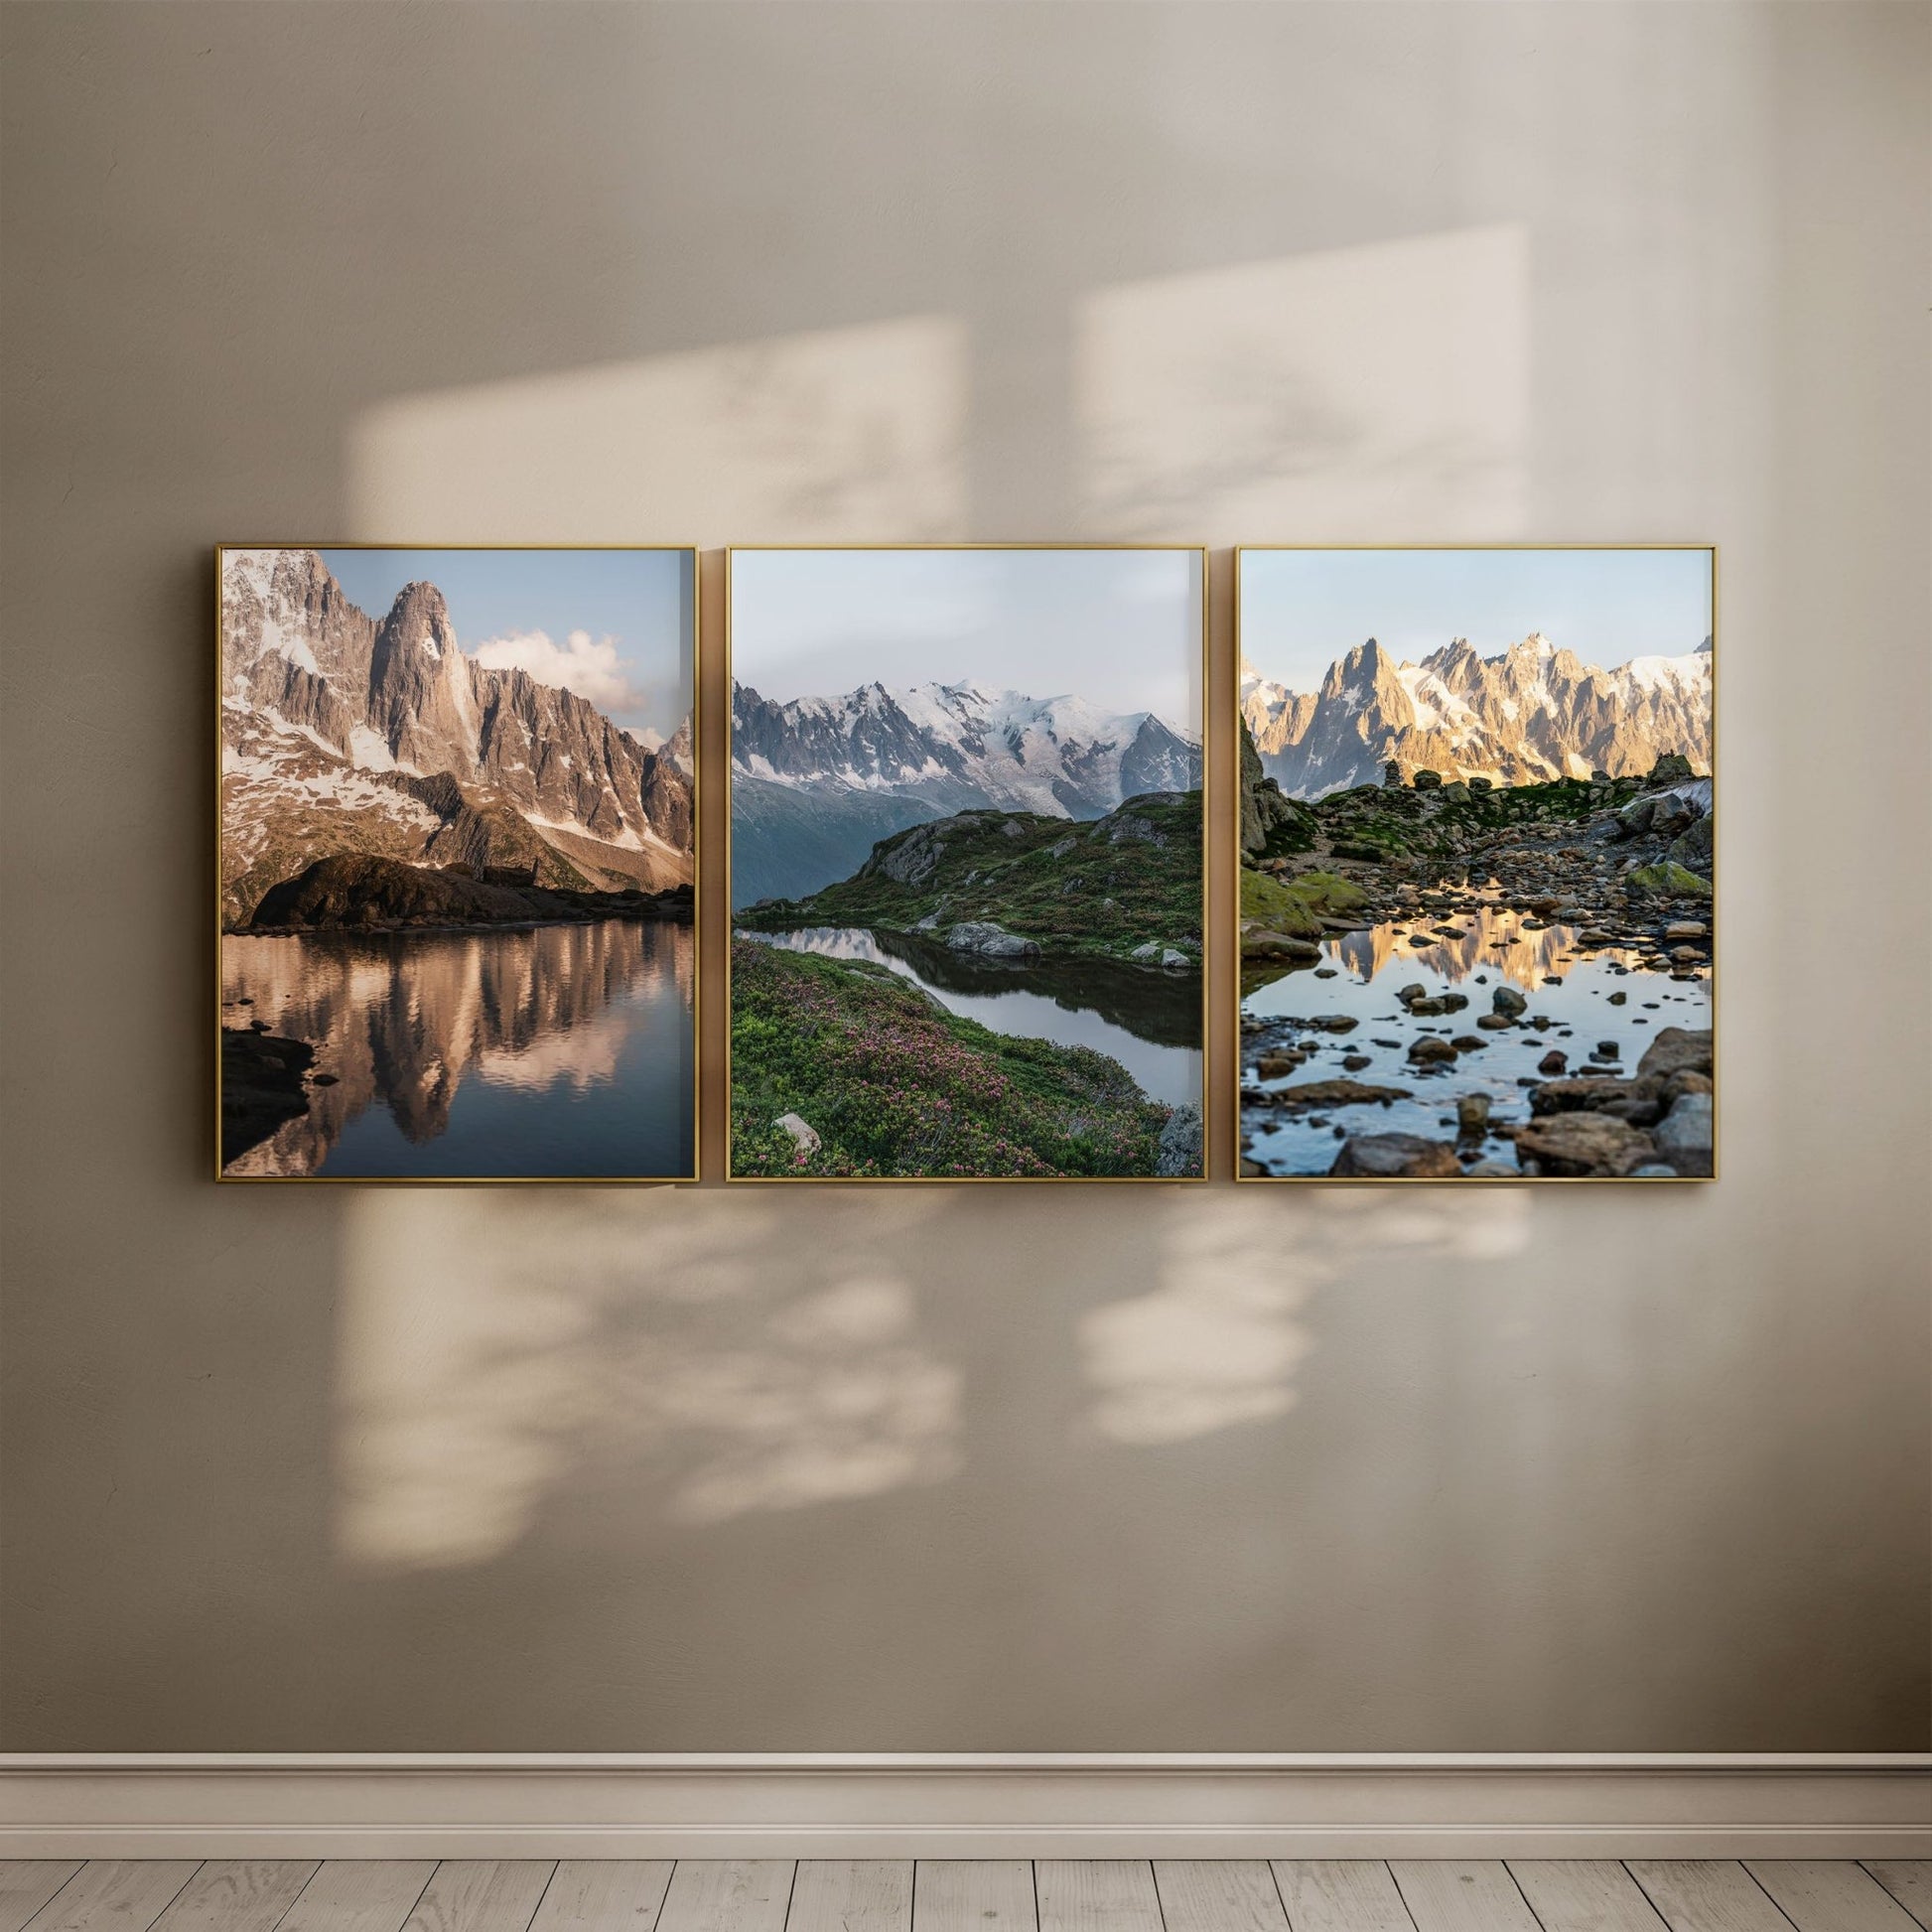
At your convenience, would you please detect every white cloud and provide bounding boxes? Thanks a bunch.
[471,628,643,714]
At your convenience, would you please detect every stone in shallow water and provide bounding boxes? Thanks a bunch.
[1637,1026,1714,1080]
[946,920,1041,959]
[1272,1077,1412,1113]
[1329,1133,1461,1178]
[1514,1110,1657,1177]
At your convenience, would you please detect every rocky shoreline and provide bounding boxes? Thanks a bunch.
[219,1024,318,1167]
[233,852,694,937]
[1240,739,1715,1178]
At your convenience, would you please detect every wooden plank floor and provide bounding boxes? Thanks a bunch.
[6,1863,1929,1932]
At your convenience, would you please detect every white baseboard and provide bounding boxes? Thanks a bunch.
[2,1754,1928,1860]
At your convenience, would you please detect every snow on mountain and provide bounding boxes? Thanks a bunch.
[220,549,693,921]
[731,676,1201,905]
[1242,632,1711,798]
[734,677,1198,809]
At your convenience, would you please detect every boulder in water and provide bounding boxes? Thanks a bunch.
[945,921,1041,959]
[1513,1111,1658,1176]
[1637,1027,1714,1081]
[1329,1133,1460,1177]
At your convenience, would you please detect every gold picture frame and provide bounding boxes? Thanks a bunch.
[1232,542,1718,1185]
[214,542,703,1184]
[724,542,1212,1184]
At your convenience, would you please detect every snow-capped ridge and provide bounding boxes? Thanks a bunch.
[732,675,1200,818]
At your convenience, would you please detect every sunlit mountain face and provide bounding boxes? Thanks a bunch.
[220,549,693,925]
[1242,632,1712,798]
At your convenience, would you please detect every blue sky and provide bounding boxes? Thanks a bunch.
[1241,548,1714,696]
[731,548,1203,728]
[321,548,693,741]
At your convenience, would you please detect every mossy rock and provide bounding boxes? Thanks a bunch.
[1240,868,1322,936]
[1627,861,1713,899]
[1239,867,1368,937]
[1287,870,1367,914]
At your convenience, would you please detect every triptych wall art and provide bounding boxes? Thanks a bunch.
[216,544,1715,1185]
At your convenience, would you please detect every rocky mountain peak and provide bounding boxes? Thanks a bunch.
[1427,637,1486,695]
[221,551,694,916]
[1322,637,1385,699]
[1244,628,1711,797]
[379,581,457,657]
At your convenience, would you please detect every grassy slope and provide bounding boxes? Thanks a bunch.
[1305,775,1640,868]
[737,790,1202,961]
[730,940,1169,1178]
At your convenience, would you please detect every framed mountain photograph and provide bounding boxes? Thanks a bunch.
[1237,545,1715,1182]
[728,545,1206,1180]
[217,546,698,1180]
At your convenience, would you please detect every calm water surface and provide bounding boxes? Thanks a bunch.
[222,921,695,1177]
[741,924,1203,1110]
[1242,899,1711,1175]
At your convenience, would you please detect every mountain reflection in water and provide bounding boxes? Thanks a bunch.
[221,921,695,1177]
[740,924,1202,1110]
[1242,899,1711,1177]
[1325,900,1647,992]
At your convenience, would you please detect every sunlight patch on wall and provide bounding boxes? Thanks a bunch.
[336,1188,962,1568]
[1075,226,1530,540]
[1079,1184,1532,1447]
[347,316,968,544]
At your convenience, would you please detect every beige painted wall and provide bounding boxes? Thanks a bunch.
[2,1,1927,1751]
